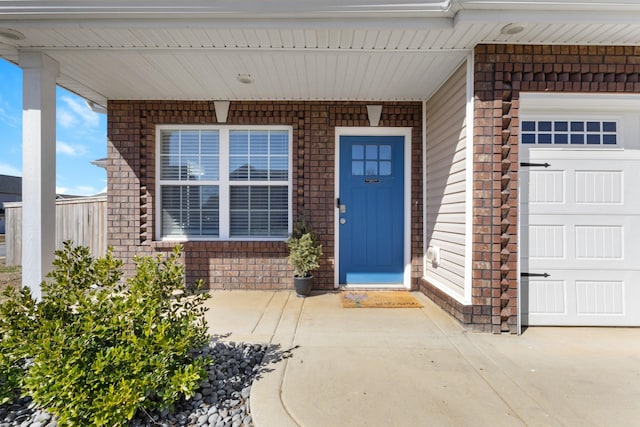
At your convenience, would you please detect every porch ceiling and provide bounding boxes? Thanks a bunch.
[1,1,640,106]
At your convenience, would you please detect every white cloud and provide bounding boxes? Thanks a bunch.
[0,162,21,176]
[0,105,19,128]
[56,140,87,157]
[56,185,100,197]
[58,95,99,129]
[57,109,76,128]
[0,94,19,128]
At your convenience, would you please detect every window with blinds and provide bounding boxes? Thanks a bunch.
[157,126,291,240]
[229,130,289,237]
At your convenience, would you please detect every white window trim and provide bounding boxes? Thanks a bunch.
[519,115,623,149]
[155,124,293,242]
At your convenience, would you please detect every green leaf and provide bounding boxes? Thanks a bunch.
[0,243,212,425]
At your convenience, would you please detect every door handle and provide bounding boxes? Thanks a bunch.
[336,197,346,213]
[521,272,550,278]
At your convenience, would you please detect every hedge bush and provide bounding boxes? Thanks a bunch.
[0,242,212,426]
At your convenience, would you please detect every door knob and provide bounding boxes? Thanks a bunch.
[340,218,346,224]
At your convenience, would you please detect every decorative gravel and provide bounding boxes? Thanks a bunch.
[0,341,270,427]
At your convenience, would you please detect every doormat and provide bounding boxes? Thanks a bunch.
[340,291,423,308]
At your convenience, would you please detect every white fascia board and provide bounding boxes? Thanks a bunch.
[455,9,640,25]
[0,0,454,20]
[455,0,640,12]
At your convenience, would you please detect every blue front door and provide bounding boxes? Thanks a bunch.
[338,135,404,285]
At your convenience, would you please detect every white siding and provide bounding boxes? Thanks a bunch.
[425,62,468,301]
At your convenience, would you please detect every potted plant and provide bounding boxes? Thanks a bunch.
[287,216,323,297]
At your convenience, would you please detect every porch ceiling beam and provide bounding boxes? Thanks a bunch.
[18,46,471,54]
[0,17,454,30]
[0,0,453,17]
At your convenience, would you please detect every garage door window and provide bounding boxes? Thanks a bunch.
[521,120,618,146]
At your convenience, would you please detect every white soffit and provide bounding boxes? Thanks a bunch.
[0,1,639,104]
[49,49,468,102]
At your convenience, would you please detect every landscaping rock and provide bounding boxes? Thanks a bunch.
[0,341,267,427]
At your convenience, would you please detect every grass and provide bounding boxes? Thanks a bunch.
[0,259,21,295]
[1,234,20,294]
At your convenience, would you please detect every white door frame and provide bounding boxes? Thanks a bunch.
[334,127,413,289]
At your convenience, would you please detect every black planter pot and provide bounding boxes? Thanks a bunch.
[293,275,313,297]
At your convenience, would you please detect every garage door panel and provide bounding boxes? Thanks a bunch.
[575,170,623,205]
[522,148,640,326]
[524,215,637,270]
[527,169,566,204]
[525,225,566,259]
[575,279,624,315]
[525,155,640,214]
[523,270,639,326]
[528,280,566,315]
[574,225,623,260]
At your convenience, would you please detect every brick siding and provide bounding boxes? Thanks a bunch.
[107,101,423,290]
[108,45,640,332]
[418,44,640,333]
[473,44,640,333]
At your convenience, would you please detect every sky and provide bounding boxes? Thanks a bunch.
[0,58,107,196]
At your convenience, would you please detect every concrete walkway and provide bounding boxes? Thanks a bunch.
[204,291,640,427]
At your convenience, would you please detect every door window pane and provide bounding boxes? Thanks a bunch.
[379,161,392,176]
[365,161,378,175]
[352,145,364,160]
[352,144,393,176]
[366,145,378,160]
[352,161,364,176]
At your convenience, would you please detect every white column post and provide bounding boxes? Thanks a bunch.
[19,52,59,299]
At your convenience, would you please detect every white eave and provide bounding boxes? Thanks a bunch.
[0,0,639,105]
[0,0,455,19]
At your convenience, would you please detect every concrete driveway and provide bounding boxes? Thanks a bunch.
[204,291,640,427]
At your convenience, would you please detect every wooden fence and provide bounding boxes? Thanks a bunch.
[4,195,107,266]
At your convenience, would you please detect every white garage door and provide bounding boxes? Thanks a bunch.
[520,115,640,326]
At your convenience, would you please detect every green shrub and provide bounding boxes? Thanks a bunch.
[0,242,211,426]
[287,232,323,277]
[0,285,36,405]
[287,213,323,278]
